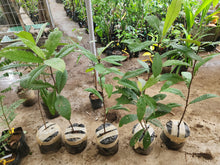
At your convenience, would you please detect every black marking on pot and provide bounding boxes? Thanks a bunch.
[71,123,85,128]
[132,123,139,134]
[67,137,81,142]
[65,130,85,135]
[184,122,190,138]
[43,132,59,142]
[166,120,172,135]
[38,123,55,130]
[97,128,117,138]
[100,135,118,145]
[95,123,111,132]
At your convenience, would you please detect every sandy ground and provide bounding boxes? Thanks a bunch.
[0,1,220,165]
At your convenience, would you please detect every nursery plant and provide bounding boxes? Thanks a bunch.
[72,40,127,155]
[0,95,30,165]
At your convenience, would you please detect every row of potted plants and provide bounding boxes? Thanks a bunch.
[0,0,220,163]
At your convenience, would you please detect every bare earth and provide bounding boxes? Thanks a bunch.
[0,1,220,165]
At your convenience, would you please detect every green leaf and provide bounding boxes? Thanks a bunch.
[160,73,183,82]
[194,56,213,74]
[189,94,219,104]
[147,103,171,120]
[137,78,146,92]
[85,88,103,101]
[127,40,155,52]
[119,114,137,127]
[181,72,192,88]
[143,131,151,149]
[162,60,190,67]
[130,129,144,147]
[122,68,147,80]
[213,0,218,7]
[152,53,162,77]
[56,70,68,94]
[55,45,75,58]
[180,39,201,46]
[149,119,163,128]
[106,105,129,112]
[138,59,150,72]
[95,63,106,73]
[163,0,182,37]
[106,67,123,76]
[137,96,146,121]
[15,31,35,44]
[116,95,134,105]
[118,79,139,92]
[36,23,47,44]
[161,49,178,59]
[194,0,212,18]
[44,58,65,72]
[0,49,43,63]
[97,41,113,55]
[103,84,113,98]
[47,91,57,115]
[102,55,127,66]
[167,103,182,108]
[55,95,71,120]
[27,65,47,84]
[22,80,53,89]
[144,95,157,110]
[146,16,162,39]
[0,63,34,71]
[162,88,185,99]
[152,94,167,102]
[143,75,160,91]
[45,30,63,58]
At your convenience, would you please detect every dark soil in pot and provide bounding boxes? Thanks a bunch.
[160,120,190,150]
[17,87,37,107]
[63,123,87,154]
[89,92,103,110]
[132,123,155,155]
[41,102,60,119]
[1,127,30,165]
[36,122,62,154]
[95,123,119,156]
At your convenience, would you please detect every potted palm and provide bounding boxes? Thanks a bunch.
[0,95,30,165]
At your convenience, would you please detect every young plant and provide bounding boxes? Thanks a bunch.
[72,41,127,133]
[114,54,183,149]
[0,25,75,130]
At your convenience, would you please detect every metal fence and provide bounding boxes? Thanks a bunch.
[0,0,53,47]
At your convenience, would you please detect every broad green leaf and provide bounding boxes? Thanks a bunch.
[146,16,162,39]
[22,80,53,89]
[45,30,63,58]
[116,95,134,105]
[107,67,123,76]
[138,59,150,72]
[130,129,144,147]
[97,41,113,55]
[152,94,167,102]
[194,56,213,74]
[44,58,65,72]
[213,0,218,7]
[162,60,190,67]
[0,63,34,71]
[160,81,175,91]
[47,91,56,115]
[85,88,103,101]
[0,50,43,63]
[147,103,171,120]
[36,23,47,44]
[163,0,182,37]
[143,75,160,91]
[180,39,201,46]
[95,63,106,73]
[86,67,94,73]
[137,96,146,121]
[55,45,75,58]
[15,31,35,44]
[143,131,151,149]
[102,55,127,66]
[149,119,163,128]
[189,94,219,104]
[161,49,178,59]
[56,70,68,94]
[167,103,182,108]
[160,73,183,82]
[103,84,113,98]
[162,88,185,99]
[152,53,162,77]
[55,95,71,120]
[106,105,129,112]
[194,0,212,18]
[181,72,192,88]
[115,86,138,101]
[27,65,47,84]
[144,95,157,110]
[118,79,139,92]
[183,1,194,33]
[137,78,146,92]
[122,68,147,80]
[127,40,155,53]
[119,114,137,127]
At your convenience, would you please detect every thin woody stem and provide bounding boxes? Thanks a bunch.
[38,90,47,129]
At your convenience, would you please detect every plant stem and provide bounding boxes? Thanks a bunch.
[178,48,200,128]
[0,99,11,132]
[99,76,106,133]
[68,120,75,133]
[49,67,56,89]
[37,90,47,129]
